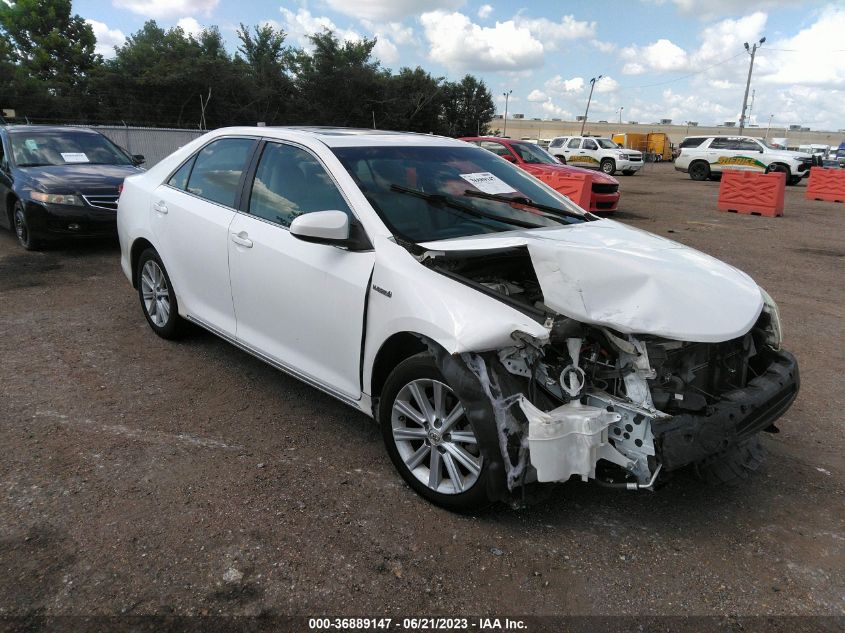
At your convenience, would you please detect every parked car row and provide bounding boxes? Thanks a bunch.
[548,136,644,175]
[1,124,799,510]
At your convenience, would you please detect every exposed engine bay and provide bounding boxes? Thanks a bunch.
[421,246,798,492]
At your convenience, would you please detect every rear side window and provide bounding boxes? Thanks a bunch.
[709,138,733,150]
[480,141,512,157]
[567,138,581,149]
[168,156,195,190]
[186,138,255,207]
[248,142,351,227]
[679,137,706,148]
[582,139,598,150]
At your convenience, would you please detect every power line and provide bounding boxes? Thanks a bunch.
[614,51,746,91]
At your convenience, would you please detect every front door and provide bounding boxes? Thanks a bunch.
[228,141,374,399]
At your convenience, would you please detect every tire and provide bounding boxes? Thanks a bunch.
[766,163,791,183]
[695,435,766,486]
[600,158,616,175]
[13,201,41,251]
[787,175,802,186]
[136,248,184,339]
[688,161,711,181]
[556,156,566,165]
[708,173,722,182]
[621,170,635,176]
[379,353,492,510]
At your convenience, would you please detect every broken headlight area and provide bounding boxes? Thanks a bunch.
[424,249,798,494]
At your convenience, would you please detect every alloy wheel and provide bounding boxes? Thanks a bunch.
[14,207,28,246]
[391,378,482,495]
[140,260,171,327]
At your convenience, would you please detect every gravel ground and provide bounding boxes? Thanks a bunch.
[0,163,843,626]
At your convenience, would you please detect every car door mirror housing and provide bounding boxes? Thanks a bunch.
[132,154,146,165]
[290,210,371,250]
[501,154,516,162]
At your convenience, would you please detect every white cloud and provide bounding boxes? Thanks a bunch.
[361,19,418,46]
[652,0,797,19]
[595,76,619,93]
[590,39,616,53]
[86,19,126,57]
[512,14,595,50]
[541,100,573,119]
[372,36,400,66]
[112,0,218,19]
[545,75,585,93]
[478,4,493,19]
[177,17,203,37]
[420,11,544,71]
[325,0,463,21]
[279,8,362,48]
[527,89,548,102]
[620,38,688,75]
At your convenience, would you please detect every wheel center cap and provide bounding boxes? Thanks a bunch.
[428,429,442,444]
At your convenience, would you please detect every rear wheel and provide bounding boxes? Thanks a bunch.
[380,353,492,510]
[688,160,711,181]
[621,170,636,176]
[600,158,616,175]
[557,156,567,165]
[136,248,185,339]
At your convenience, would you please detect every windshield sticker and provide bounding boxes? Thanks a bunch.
[24,139,38,150]
[459,172,516,195]
[60,152,90,163]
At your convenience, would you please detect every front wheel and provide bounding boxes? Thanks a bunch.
[136,248,184,339]
[787,175,802,186]
[600,158,616,175]
[13,202,41,251]
[380,353,492,510]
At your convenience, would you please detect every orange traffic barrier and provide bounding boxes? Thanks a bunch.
[717,170,785,217]
[546,172,591,210]
[806,167,845,203]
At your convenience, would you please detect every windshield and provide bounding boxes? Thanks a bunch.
[9,131,133,167]
[509,142,559,165]
[597,138,620,149]
[332,145,587,243]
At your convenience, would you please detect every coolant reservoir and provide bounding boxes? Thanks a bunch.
[520,398,622,483]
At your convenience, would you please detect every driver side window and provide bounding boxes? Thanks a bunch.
[248,142,352,228]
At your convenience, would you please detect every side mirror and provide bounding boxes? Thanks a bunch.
[501,154,516,162]
[290,210,372,251]
[132,154,146,165]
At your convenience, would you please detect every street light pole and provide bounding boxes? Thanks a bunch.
[502,90,512,137]
[580,75,602,136]
[765,114,774,139]
[738,37,765,136]
[618,106,623,124]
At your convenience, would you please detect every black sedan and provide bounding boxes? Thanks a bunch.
[0,125,144,249]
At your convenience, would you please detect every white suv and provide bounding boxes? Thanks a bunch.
[675,136,813,185]
[548,136,643,175]
[117,127,797,509]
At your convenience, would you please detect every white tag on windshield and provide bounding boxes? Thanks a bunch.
[459,172,516,195]
[60,152,90,163]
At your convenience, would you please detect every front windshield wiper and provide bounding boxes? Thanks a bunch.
[463,189,586,221]
[389,184,553,230]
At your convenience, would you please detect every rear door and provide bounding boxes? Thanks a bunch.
[150,136,258,335]
[227,140,375,400]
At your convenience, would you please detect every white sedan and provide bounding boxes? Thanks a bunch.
[118,127,799,509]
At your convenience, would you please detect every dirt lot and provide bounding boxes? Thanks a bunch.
[1,163,843,626]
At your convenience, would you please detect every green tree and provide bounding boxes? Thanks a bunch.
[441,75,495,137]
[379,67,445,133]
[289,29,386,127]
[235,23,293,124]
[0,0,98,88]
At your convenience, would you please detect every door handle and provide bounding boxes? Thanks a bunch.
[230,231,253,248]
[152,201,168,214]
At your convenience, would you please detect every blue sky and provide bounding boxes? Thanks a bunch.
[77,1,845,131]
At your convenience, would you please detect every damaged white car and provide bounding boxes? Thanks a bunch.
[117,127,799,509]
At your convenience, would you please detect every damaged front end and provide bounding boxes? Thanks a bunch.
[421,246,800,495]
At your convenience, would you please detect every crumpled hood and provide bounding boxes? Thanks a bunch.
[420,220,763,343]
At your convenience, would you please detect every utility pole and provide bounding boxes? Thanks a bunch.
[738,37,765,136]
[618,106,624,124]
[747,89,756,127]
[502,90,512,137]
[765,114,774,139]
[580,75,602,136]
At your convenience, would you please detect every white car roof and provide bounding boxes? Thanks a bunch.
[205,126,468,148]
